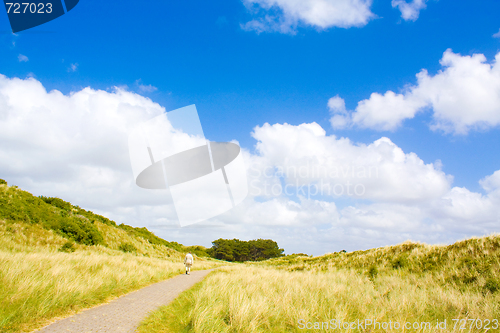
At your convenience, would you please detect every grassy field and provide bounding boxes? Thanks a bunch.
[0,219,224,333]
[2,182,499,332]
[0,181,227,332]
[138,235,500,333]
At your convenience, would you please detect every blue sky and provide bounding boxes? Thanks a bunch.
[1,0,500,255]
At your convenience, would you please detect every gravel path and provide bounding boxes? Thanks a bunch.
[35,269,214,333]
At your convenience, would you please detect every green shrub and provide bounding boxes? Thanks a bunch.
[39,196,72,211]
[0,179,7,185]
[118,224,181,250]
[119,242,137,253]
[419,254,441,272]
[58,218,104,246]
[183,245,211,258]
[0,188,105,246]
[484,279,499,293]
[367,265,378,281]
[59,241,76,253]
[392,255,408,269]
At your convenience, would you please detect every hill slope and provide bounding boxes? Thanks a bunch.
[0,179,224,333]
[266,235,500,293]
[0,179,208,258]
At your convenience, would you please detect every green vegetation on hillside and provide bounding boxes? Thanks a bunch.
[0,179,289,262]
[0,178,211,257]
[0,179,225,332]
[0,183,104,246]
[265,236,500,294]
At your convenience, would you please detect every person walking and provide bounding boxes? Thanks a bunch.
[184,252,193,275]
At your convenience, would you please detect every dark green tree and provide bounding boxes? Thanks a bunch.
[209,238,284,262]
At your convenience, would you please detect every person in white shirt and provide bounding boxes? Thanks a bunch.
[184,252,193,275]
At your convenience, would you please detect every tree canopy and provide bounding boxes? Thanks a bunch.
[209,238,284,262]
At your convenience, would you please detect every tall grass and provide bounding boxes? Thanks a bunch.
[269,235,500,295]
[0,220,224,333]
[139,236,500,333]
[1,251,180,332]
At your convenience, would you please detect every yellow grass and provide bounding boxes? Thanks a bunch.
[139,262,500,332]
[0,220,224,332]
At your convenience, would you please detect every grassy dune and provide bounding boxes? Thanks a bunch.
[138,235,500,333]
[0,219,223,333]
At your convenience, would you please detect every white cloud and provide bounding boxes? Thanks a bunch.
[493,29,500,38]
[430,187,495,224]
[330,91,427,131]
[241,0,375,33]
[425,171,500,230]
[0,74,167,212]
[350,169,500,234]
[18,54,29,62]
[135,79,158,93]
[248,122,451,203]
[328,95,351,128]
[480,170,500,193]
[391,0,427,21]
[330,49,500,134]
[219,196,340,227]
[68,63,78,72]
[223,122,499,249]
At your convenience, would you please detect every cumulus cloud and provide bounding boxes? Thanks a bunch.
[391,0,427,21]
[328,95,351,128]
[342,168,500,236]
[480,170,500,193]
[232,122,499,247]
[330,49,500,134]
[248,122,451,203]
[493,29,500,38]
[330,91,427,131]
[241,0,375,33]
[18,54,29,62]
[0,74,169,212]
[426,171,500,231]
